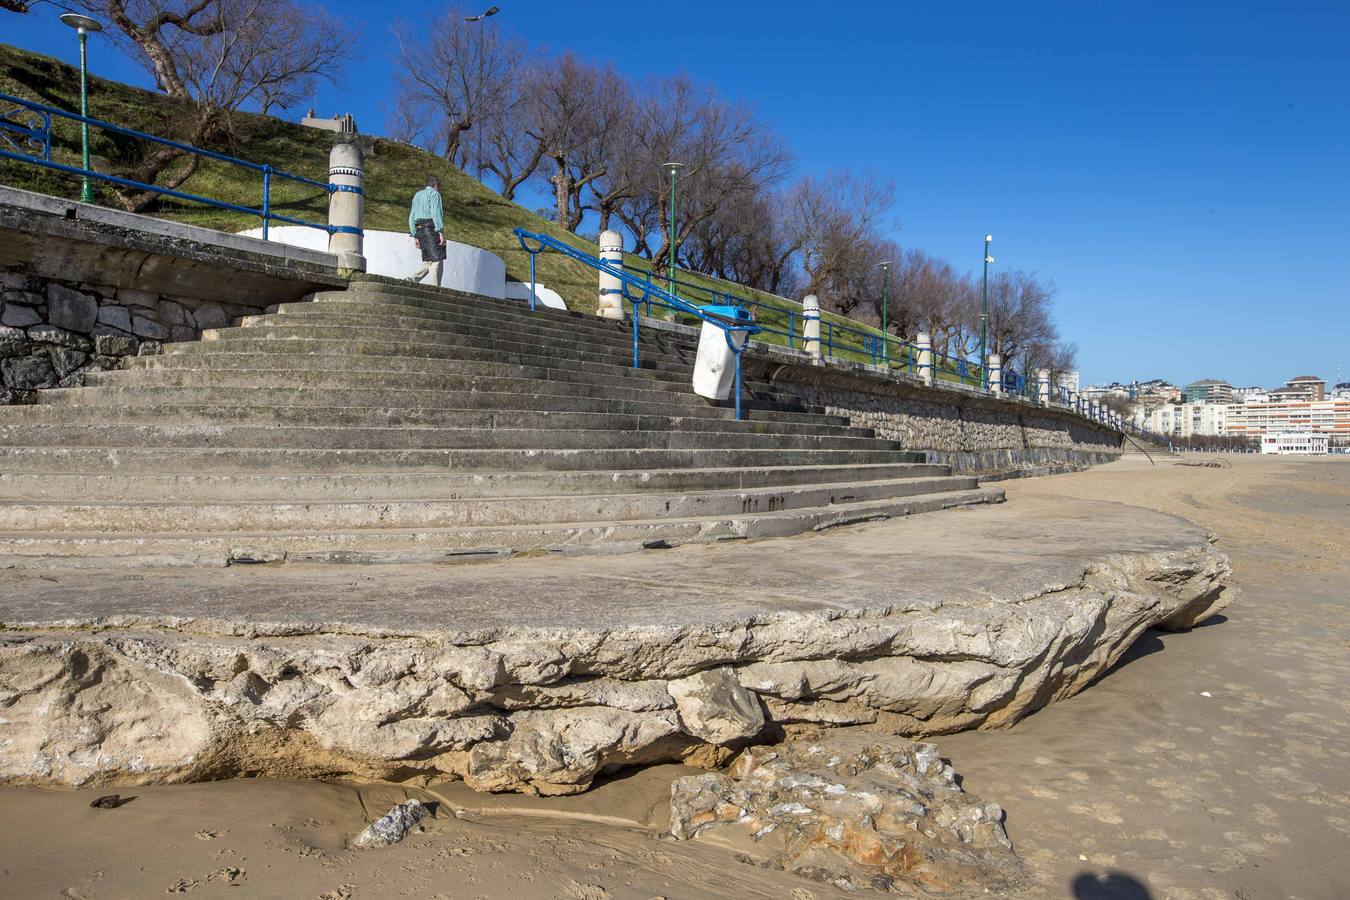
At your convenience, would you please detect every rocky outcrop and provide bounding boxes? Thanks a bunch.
[669,734,1023,894]
[0,538,1230,793]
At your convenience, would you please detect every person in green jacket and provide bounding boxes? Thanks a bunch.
[406,175,445,284]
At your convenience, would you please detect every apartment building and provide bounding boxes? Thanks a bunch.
[1226,398,1350,447]
[1183,379,1233,404]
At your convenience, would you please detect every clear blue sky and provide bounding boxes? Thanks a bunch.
[6,1,1348,388]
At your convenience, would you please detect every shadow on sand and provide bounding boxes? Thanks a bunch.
[1071,870,1152,899]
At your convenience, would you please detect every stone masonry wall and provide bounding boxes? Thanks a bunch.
[765,368,1121,477]
[0,266,266,404]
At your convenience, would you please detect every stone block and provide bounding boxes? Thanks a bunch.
[48,346,89,377]
[0,325,27,359]
[117,288,159,309]
[0,271,32,290]
[91,325,139,358]
[139,340,164,356]
[3,290,43,307]
[2,354,57,390]
[158,299,188,325]
[96,305,134,332]
[46,284,98,333]
[168,325,196,342]
[131,316,170,340]
[1,305,41,327]
[26,324,92,352]
[192,303,230,330]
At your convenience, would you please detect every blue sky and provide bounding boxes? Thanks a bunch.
[6,1,1348,388]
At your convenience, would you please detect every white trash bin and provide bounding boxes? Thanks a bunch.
[692,305,752,400]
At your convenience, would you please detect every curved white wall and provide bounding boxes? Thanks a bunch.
[240,226,507,299]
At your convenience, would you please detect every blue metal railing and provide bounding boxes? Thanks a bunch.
[0,90,355,240]
[513,228,761,419]
[618,264,997,389]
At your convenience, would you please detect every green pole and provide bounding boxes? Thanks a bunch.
[980,234,991,389]
[78,27,92,203]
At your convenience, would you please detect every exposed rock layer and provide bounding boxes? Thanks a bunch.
[0,537,1229,793]
[669,734,1023,895]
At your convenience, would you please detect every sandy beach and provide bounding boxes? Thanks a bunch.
[1,454,1346,899]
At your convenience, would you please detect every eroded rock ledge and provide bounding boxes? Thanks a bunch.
[0,538,1229,794]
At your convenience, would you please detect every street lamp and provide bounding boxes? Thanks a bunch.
[979,234,993,389]
[59,12,103,204]
[464,6,500,180]
[876,260,891,363]
[662,162,685,294]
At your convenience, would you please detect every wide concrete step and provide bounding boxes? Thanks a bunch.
[0,475,979,532]
[171,334,704,388]
[32,386,841,425]
[0,445,918,475]
[198,321,701,373]
[262,303,693,359]
[78,367,813,409]
[0,462,949,502]
[107,354,808,408]
[0,487,1005,568]
[0,403,877,438]
[311,287,717,357]
[0,422,902,452]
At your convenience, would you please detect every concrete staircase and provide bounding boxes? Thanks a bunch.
[1121,434,1180,459]
[0,278,1002,566]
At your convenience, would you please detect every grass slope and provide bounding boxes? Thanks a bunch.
[0,44,950,375]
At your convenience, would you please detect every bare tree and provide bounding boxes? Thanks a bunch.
[519,53,628,231]
[782,171,893,313]
[72,0,351,211]
[392,3,522,166]
[986,269,1061,376]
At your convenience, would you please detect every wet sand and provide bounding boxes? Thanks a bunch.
[1,455,1345,899]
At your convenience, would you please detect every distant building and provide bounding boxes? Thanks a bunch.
[1260,433,1330,455]
[1183,379,1233,404]
[1226,398,1350,448]
[1280,375,1326,402]
[1233,386,1269,404]
[1144,401,1228,438]
[1333,382,1350,401]
[1081,383,1129,401]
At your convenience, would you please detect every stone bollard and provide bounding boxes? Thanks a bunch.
[987,353,1002,396]
[327,134,366,272]
[802,294,822,363]
[1090,400,1101,421]
[1036,368,1051,404]
[917,332,934,386]
[597,230,625,320]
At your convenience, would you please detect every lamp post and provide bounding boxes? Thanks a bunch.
[876,260,891,363]
[59,12,103,204]
[979,233,993,389]
[464,6,500,179]
[662,162,685,295]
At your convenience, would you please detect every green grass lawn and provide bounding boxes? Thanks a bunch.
[1,44,989,384]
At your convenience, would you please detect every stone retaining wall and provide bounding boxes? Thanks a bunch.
[0,267,264,404]
[759,362,1121,477]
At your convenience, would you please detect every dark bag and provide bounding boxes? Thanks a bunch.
[414,218,445,262]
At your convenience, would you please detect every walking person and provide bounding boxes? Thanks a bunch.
[406,175,446,285]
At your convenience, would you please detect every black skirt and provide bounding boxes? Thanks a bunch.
[414,218,445,262]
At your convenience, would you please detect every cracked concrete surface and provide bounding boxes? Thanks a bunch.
[0,495,1230,794]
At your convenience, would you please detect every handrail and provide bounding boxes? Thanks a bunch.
[0,90,352,240]
[617,262,992,389]
[513,227,761,419]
